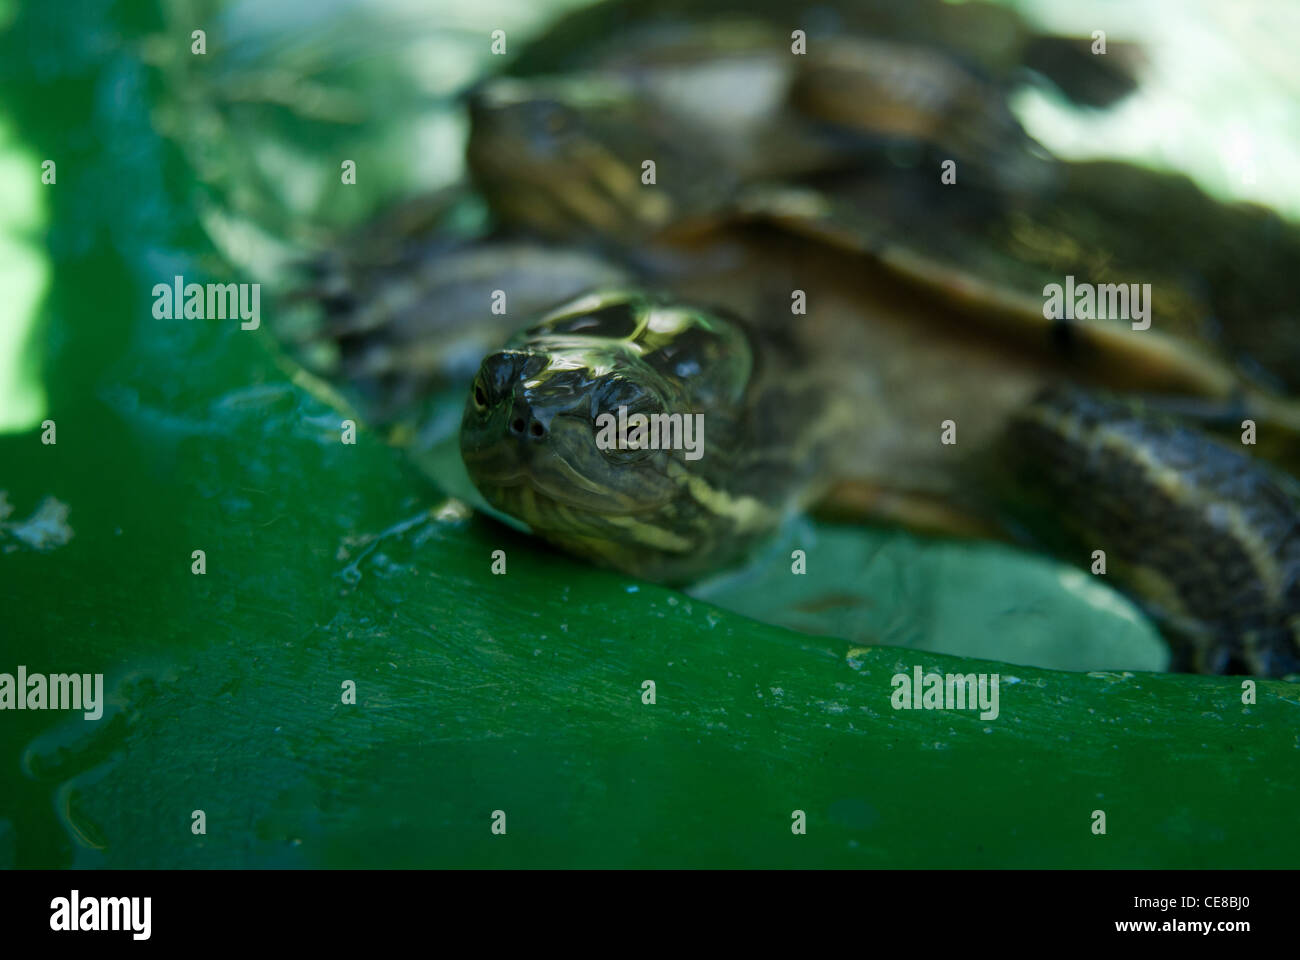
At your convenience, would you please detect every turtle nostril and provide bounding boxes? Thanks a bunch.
[510,417,526,435]
[529,420,545,439]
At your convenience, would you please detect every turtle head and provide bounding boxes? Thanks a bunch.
[459,289,765,580]
[466,75,714,238]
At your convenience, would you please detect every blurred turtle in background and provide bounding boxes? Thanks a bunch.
[281,0,1300,676]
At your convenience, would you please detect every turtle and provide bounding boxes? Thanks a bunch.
[467,0,1151,225]
[463,0,1077,236]
[500,0,1146,111]
[280,8,1300,678]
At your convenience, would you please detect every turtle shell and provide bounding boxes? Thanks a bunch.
[464,28,1300,427]
[504,0,1142,108]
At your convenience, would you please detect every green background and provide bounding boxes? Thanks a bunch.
[1,0,1297,868]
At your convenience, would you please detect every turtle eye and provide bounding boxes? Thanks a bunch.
[474,350,537,410]
[592,378,663,463]
[600,418,655,464]
[544,105,570,134]
[592,374,649,414]
[529,101,579,149]
[604,445,653,464]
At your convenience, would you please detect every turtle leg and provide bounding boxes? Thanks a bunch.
[991,387,1300,677]
[280,219,633,438]
[1109,391,1300,481]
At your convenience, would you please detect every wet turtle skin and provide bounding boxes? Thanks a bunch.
[290,6,1300,676]
[999,387,1300,676]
